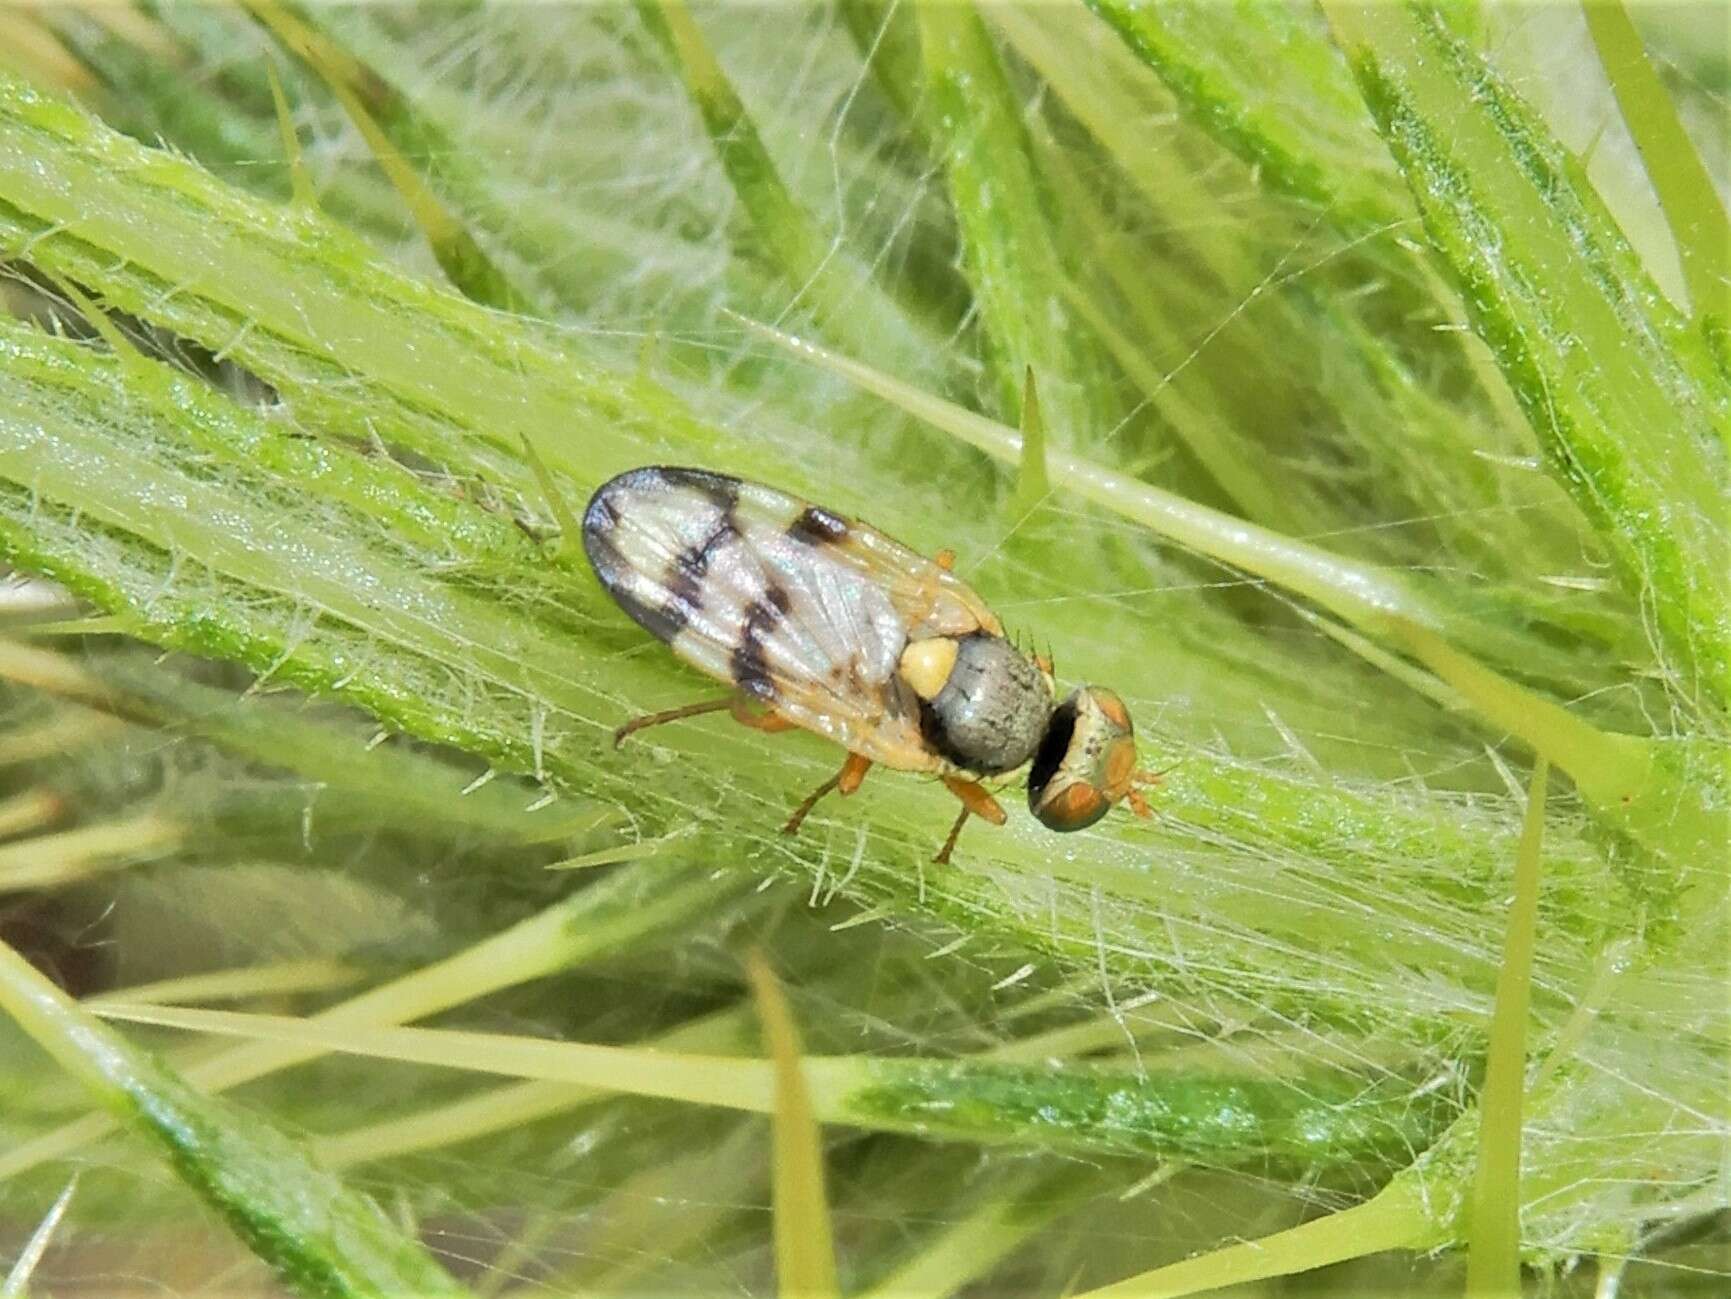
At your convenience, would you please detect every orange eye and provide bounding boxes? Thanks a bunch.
[1091,688,1131,730]
[1104,735,1137,794]
[1029,686,1140,832]
[1036,781,1109,832]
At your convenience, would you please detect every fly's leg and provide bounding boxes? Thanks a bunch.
[731,698,798,733]
[783,773,841,835]
[1123,762,1179,819]
[934,776,1006,864]
[943,776,1008,823]
[935,806,970,865]
[612,697,733,747]
[783,753,873,836]
[613,694,799,746]
[838,753,873,794]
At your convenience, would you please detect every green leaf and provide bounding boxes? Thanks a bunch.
[736,315,1630,707]
[0,19,1724,1286]
[1010,366,1049,515]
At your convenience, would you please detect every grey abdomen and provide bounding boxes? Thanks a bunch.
[919,635,1051,775]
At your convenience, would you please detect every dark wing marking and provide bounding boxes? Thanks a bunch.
[583,466,1002,769]
[731,583,791,702]
[788,506,850,546]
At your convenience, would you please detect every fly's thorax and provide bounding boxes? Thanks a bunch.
[1027,686,1137,832]
[900,633,1053,775]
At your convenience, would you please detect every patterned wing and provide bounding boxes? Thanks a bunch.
[582,466,1001,769]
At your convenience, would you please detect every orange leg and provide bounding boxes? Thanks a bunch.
[933,776,1007,864]
[838,753,873,794]
[1123,763,1177,820]
[731,698,798,732]
[943,776,1007,823]
[783,753,873,836]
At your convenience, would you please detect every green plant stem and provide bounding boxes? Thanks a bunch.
[88,961,362,1010]
[1465,760,1549,1297]
[1397,622,1725,916]
[748,952,840,1299]
[733,314,1619,701]
[860,1167,1104,1299]
[1581,0,1731,324]
[313,1007,750,1168]
[636,0,938,382]
[1074,1178,1438,1298]
[0,813,183,891]
[1086,0,1408,233]
[837,0,924,128]
[0,1174,75,1297]
[0,75,719,486]
[1324,1,1731,706]
[0,939,472,1299]
[916,2,1118,442]
[0,865,734,1183]
[242,0,533,313]
[93,1000,1456,1170]
[0,640,605,844]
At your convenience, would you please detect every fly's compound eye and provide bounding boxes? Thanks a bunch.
[1027,686,1137,832]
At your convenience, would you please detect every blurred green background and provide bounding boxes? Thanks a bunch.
[0,2,1725,1296]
